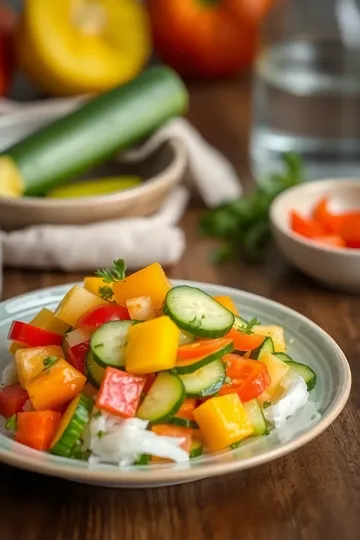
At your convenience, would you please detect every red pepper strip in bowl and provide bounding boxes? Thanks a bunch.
[8,321,63,347]
[218,354,271,402]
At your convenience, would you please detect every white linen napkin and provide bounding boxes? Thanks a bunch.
[0,117,242,272]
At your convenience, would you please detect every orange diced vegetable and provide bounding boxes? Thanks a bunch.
[16,411,61,451]
[15,345,64,389]
[290,210,326,239]
[213,295,239,315]
[55,285,107,327]
[113,262,172,311]
[313,235,346,248]
[26,358,86,410]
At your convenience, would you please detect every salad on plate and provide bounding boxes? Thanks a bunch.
[0,260,317,466]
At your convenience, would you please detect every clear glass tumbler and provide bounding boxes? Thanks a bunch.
[250,0,360,182]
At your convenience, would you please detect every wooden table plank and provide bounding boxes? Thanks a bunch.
[0,79,359,540]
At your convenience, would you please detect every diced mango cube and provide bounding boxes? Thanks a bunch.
[125,316,179,374]
[113,262,172,311]
[194,394,253,452]
[253,325,286,353]
[259,352,290,394]
[16,345,64,389]
[55,285,107,327]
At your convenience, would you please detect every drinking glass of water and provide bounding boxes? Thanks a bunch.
[250,0,360,181]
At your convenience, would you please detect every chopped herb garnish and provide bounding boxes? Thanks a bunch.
[43,356,58,368]
[97,430,105,438]
[5,414,17,432]
[189,315,202,329]
[98,286,114,301]
[241,317,260,335]
[95,259,126,284]
[263,401,271,409]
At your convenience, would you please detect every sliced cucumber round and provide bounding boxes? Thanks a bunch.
[137,372,185,424]
[169,416,199,429]
[190,438,204,459]
[286,361,317,391]
[179,359,225,397]
[86,349,106,388]
[90,320,135,369]
[175,340,233,375]
[243,399,269,436]
[274,352,293,363]
[50,393,93,457]
[164,286,235,338]
[233,315,249,330]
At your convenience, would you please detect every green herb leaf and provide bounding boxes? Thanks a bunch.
[95,259,126,284]
[97,430,105,439]
[5,414,17,432]
[241,317,260,335]
[199,152,304,262]
[263,401,271,409]
[98,286,114,301]
[43,356,58,368]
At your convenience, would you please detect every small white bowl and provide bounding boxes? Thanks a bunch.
[270,179,360,292]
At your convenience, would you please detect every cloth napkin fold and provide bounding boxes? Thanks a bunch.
[0,117,242,272]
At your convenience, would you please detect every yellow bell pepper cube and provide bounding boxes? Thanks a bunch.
[8,308,69,355]
[55,285,107,327]
[15,345,64,389]
[83,277,114,300]
[253,325,286,353]
[213,295,239,315]
[194,394,254,452]
[113,262,172,311]
[26,358,86,411]
[125,316,179,375]
[259,352,290,395]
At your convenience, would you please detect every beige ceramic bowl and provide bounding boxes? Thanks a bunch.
[0,104,187,231]
[270,179,360,291]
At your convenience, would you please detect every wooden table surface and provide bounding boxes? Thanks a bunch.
[1,79,359,540]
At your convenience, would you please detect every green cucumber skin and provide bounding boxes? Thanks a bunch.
[179,360,226,398]
[137,372,186,425]
[250,337,275,360]
[135,454,150,466]
[85,350,103,389]
[50,394,94,458]
[174,341,234,375]
[4,67,188,196]
[190,440,204,459]
[286,361,317,391]
[169,417,199,429]
[90,320,135,369]
[273,352,293,363]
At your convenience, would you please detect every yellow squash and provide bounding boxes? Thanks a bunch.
[16,0,152,96]
[55,285,107,327]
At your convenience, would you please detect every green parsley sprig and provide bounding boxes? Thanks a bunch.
[199,152,304,263]
[95,259,126,284]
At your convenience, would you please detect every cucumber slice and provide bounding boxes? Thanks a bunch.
[86,350,106,388]
[250,337,275,360]
[243,399,269,436]
[179,359,225,397]
[169,417,199,429]
[190,438,204,459]
[90,320,135,369]
[137,372,185,424]
[50,394,93,457]
[135,454,150,466]
[175,340,233,374]
[286,361,317,391]
[179,330,196,346]
[164,286,235,338]
[233,315,249,330]
[46,177,142,198]
[274,352,293,363]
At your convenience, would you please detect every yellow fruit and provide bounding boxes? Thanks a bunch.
[16,0,152,96]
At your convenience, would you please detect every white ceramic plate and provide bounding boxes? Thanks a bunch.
[0,281,351,488]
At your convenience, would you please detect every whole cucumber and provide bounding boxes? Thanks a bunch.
[0,66,188,197]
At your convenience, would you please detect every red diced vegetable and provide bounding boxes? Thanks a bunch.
[312,197,341,233]
[8,321,63,347]
[75,304,130,331]
[96,367,145,418]
[290,210,326,239]
[15,411,61,451]
[218,354,271,402]
[0,384,29,418]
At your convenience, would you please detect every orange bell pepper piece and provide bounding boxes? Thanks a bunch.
[313,235,346,248]
[26,358,86,411]
[290,210,326,239]
[175,398,197,421]
[337,212,360,248]
[213,295,239,315]
[16,410,61,451]
[312,197,342,234]
[15,345,64,389]
[226,327,265,351]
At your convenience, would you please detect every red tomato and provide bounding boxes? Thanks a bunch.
[0,384,29,418]
[8,321,63,347]
[0,4,16,96]
[148,0,274,79]
[218,354,271,402]
[290,210,326,239]
[178,338,233,360]
[96,367,145,418]
[226,327,264,351]
[76,304,130,330]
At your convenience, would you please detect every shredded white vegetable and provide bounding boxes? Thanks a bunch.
[264,375,309,428]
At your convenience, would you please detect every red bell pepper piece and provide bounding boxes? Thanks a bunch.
[8,321,63,347]
[63,327,91,373]
[290,210,326,239]
[143,373,156,395]
[75,304,130,331]
[15,411,61,451]
[312,197,342,234]
[218,354,271,402]
[96,367,145,418]
[0,384,29,418]
[226,327,265,351]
